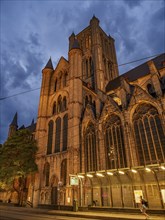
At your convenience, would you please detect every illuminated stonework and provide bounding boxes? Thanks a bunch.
[33,16,165,209]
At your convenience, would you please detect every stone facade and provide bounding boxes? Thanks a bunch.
[4,16,164,209]
[32,16,165,209]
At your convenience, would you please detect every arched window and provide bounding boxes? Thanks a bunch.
[89,57,92,76]
[47,120,53,155]
[133,103,165,165]
[55,117,61,153]
[44,162,50,186]
[86,59,88,77]
[105,114,126,169]
[62,114,68,151]
[54,79,57,92]
[147,83,157,98]
[63,73,68,87]
[61,159,67,186]
[63,97,67,111]
[84,123,97,172]
[53,102,56,115]
[57,95,62,113]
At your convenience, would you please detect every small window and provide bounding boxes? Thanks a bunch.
[54,79,57,92]
[57,95,62,113]
[63,97,67,111]
[59,77,62,90]
[63,73,68,87]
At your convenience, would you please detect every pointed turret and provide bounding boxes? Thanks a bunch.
[8,112,18,137]
[70,37,80,50]
[44,57,54,70]
[69,32,76,51]
[10,112,18,127]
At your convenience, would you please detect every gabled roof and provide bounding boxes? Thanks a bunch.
[106,53,165,92]
[54,56,69,73]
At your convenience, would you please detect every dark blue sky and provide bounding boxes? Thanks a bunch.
[0,0,165,143]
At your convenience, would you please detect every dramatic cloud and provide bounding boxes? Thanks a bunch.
[0,0,164,143]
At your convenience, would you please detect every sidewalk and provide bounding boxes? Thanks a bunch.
[0,204,164,220]
[48,209,165,220]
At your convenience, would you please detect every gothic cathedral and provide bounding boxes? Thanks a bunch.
[7,16,165,209]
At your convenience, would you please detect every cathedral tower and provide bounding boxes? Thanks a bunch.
[68,36,83,174]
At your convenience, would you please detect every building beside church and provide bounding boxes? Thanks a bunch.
[3,16,165,209]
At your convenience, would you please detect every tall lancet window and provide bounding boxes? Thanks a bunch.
[57,95,62,113]
[133,103,165,165]
[86,59,88,77]
[84,123,97,172]
[44,162,50,187]
[63,97,67,111]
[47,120,53,155]
[54,79,57,92]
[55,117,61,153]
[105,114,126,169]
[62,114,68,151]
[63,73,68,87]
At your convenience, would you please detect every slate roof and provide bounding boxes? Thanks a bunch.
[44,58,54,70]
[70,38,80,50]
[106,53,165,92]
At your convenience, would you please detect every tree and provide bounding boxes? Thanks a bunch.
[0,129,38,205]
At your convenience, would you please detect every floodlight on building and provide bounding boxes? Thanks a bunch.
[145,167,151,172]
[107,171,113,176]
[78,175,84,178]
[160,166,165,170]
[131,169,137,173]
[118,170,125,174]
[86,174,93,178]
[96,173,104,177]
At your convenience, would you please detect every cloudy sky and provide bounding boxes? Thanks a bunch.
[0,0,164,143]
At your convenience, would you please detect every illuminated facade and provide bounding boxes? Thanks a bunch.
[33,16,165,209]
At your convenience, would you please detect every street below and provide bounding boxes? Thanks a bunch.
[0,207,98,220]
[0,205,164,220]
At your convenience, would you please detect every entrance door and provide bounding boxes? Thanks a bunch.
[51,187,58,204]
